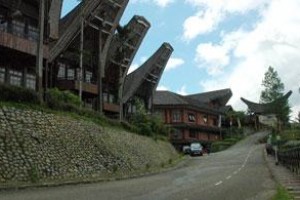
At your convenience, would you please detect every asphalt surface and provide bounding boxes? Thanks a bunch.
[0,131,276,200]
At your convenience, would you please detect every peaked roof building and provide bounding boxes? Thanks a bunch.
[241,90,292,114]
[153,90,224,115]
[122,43,173,118]
[49,0,129,62]
[0,0,174,120]
[187,88,232,107]
[241,90,292,130]
[153,89,233,151]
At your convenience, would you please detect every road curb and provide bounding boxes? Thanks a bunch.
[0,157,188,192]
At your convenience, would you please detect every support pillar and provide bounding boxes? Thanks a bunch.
[36,0,45,103]
[97,29,103,113]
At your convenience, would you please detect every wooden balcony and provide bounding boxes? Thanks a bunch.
[103,102,120,113]
[0,31,48,58]
[56,80,120,113]
[56,79,98,95]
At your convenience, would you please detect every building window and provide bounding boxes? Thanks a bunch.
[127,103,137,114]
[9,69,22,86]
[85,71,92,83]
[25,74,36,90]
[0,67,5,83]
[213,118,218,126]
[27,24,38,41]
[0,14,8,32]
[57,63,66,79]
[188,113,196,122]
[189,130,197,138]
[103,93,108,103]
[109,94,115,103]
[67,68,74,80]
[12,20,25,38]
[172,110,181,122]
[203,115,208,124]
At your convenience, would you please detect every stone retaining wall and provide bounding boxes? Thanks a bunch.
[0,106,179,184]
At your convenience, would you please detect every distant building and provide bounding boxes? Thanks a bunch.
[241,90,292,130]
[153,89,232,150]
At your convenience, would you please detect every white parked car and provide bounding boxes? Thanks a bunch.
[190,142,203,156]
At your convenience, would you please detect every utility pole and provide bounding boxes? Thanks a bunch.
[36,0,45,103]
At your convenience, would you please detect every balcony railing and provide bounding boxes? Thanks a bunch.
[56,79,98,95]
[0,20,39,41]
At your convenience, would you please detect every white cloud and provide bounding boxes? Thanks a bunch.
[130,0,174,8]
[183,9,222,41]
[127,56,149,74]
[194,30,247,75]
[157,85,169,91]
[195,43,230,76]
[198,0,300,119]
[183,0,269,41]
[154,0,174,8]
[128,56,182,75]
[165,57,185,71]
[177,85,188,95]
[127,64,138,74]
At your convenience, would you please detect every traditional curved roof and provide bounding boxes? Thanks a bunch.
[241,90,292,114]
[219,105,233,113]
[122,42,173,103]
[187,88,232,106]
[104,15,150,80]
[49,0,129,61]
[153,90,223,115]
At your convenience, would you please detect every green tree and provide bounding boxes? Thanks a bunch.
[260,66,291,124]
[130,98,169,138]
[226,110,246,129]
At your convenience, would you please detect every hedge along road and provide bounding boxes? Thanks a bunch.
[1,132,276,200]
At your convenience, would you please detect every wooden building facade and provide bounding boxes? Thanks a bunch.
[0,0,172,119]
[153,89,233,150]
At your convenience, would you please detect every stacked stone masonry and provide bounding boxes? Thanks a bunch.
[0,106,179,184]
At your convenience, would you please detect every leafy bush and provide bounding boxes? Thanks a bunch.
[0,84,38,104]
[272,185,294,200]
[211,134,244,153]
[281,129,300,141]
[280,141,300,151]
[46,88,80,109]
[129,98,169,139]
[211,141,232,152]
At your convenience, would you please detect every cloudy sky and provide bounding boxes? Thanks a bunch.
[63,0,300,120]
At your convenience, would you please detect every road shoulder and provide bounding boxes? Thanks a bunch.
[264,148,300,199]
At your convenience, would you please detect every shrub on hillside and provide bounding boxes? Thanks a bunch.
[46,88,80,109]
[0,84,38,104]
[211,133,244,153]
[129,98,169,138]
[211,141,232,152]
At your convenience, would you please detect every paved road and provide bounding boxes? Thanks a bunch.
[1,132,276,200]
